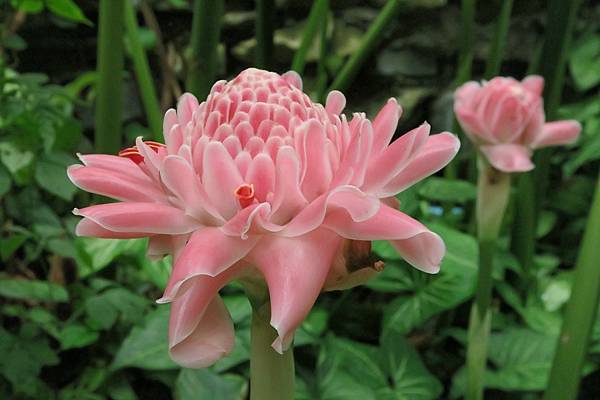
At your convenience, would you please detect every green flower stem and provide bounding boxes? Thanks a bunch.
[544,172,600,400]
[327,0,403,93]
[484,0,513,79]
[512,0,582,279]
[124,1,162,140]
[186,0,224,99]
[95,0,124,154]
[250,306,295,400]
[466,158,511,400]
[291,0,328,75]
[315,3,329,102]
[255,0,275,69]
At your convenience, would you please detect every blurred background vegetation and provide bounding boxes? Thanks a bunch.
[0,0,599,399]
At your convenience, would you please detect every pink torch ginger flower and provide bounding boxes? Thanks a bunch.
[454,76,581,172]
[68,68,460,367]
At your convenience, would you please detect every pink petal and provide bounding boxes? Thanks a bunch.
[281,185,380,237]
[531,120,581,148]
[73,203,199,234]
[176,93,199,127]
[160,155,223,223]
[245,153,275,202]
[270,146,308,224]
[221,203,275,239]
[282,70,303,90]
[247,228,342,353]
[68,165,166,203]
[300,119,332,200]
[480,143,534,172]
[77,154,151,182]
[454,107,485,140]
[371,98,402,155]
[202,141,244,219]
[362,122,430,192]
[522,75,544,96]
[489,95,528,143]
[325,204,445,273]
[325,90,346,115]
[380,132,460,196]
[74,218,148,238]
[161,228,258,300]
[169,293,234,368]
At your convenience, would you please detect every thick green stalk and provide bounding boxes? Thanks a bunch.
[466,158,511,400]
[250,308,294,400]
[328,0,402,93]
[315,5,329,102]
[255,0,275,69]
[512,0,582,286]
[291,0,328,75]
[124,1,162,139]
[186,0,223,99]
[483,0,513,79]
[544,172,600,400]
[95,0,124,154]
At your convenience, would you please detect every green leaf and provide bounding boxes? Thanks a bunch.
[85,287,148,330]
[0,142,35,185]
[75,238,142,278]
[569,33,600,91]
[58,324,100,350]
[0,234,28,261]
[381,224,477,336]
[10,0,43,13]
[34,152,78,201]
[46,0,92,26]
[111,307,178,370]
[418,178,477,204]
[174,369,247,400]
[0,278,68,302]
[0,164,11,198]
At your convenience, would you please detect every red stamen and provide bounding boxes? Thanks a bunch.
[235,184,255,208]
[118,140,165,164]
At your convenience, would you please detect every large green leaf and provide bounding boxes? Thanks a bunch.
[75,237,142,278]
[111,307,177,370]
[34,152,78,201]
[379,224,477,336]
[174,369,247,400]
[0,278,68,302]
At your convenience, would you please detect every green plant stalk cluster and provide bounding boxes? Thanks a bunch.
[544,172,600,400]
[484,0,513,79]
[466,158,511,400]
[512,0,582,283]
[186,0,224,99]
[328,0,403,93]
[95,0,125,154]
[255,0,275,69]
[291,0,328,75]
[250,307,295,400]
[124,1,163,140]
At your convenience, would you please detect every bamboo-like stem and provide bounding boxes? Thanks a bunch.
[255,0,275,69]
[315,5,329,102]
[186,0,224,99]
[544,172,600,400]
[466,158,511,400]
[291,0,328,75]
[124,0,162,139]
[250,307,295,400]
[512,0,582,288]
[95,0,125,154]
[327,0,402,93]
[445,0,476,179]
[483,0,513,79]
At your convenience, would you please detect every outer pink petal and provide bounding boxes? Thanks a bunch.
[74,218,148,238]
[371,98,402,155]
[325,90,346,115]
[300,119,332,200]
[68,165,166,203]
[324,204,445,273]
[77,154,151,182]
[480,144,534,172]
[160,155,223,223]
[531,120,581,148]
[280,185,380,237]
[522,75,544,96]
[202,141,244,219]
[73,203,199,234]
[380,132,460,196]
[362,122,430,192]
[270,146,308,224]
[169,293,234,368]
[161,228,259,300]
[245,153,276,202]
[247,228,342,353]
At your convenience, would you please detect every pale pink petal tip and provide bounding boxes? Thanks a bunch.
[480,144,534,173]
[533,120,582,148]
[521,75,544,96]
[325,90,346,115]
[282,70,303,90]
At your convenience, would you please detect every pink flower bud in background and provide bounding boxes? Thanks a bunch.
[454,76,581,172]
[69,68,460,368]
